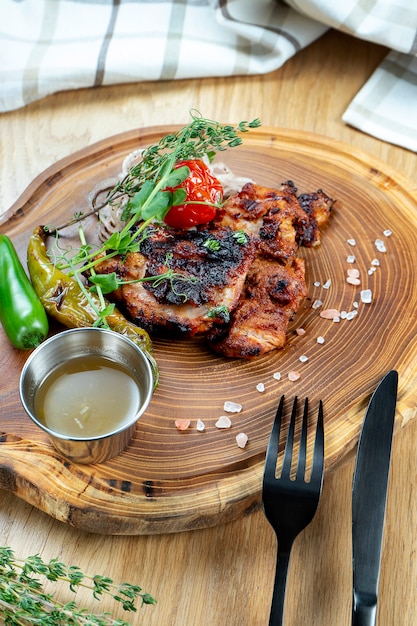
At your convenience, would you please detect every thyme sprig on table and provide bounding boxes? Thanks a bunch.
[0,547,156,625]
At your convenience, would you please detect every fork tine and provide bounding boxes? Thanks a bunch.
[264,395,284,482]
[281,397,297,478]
[310,399,324,485]
[295,397,308,481]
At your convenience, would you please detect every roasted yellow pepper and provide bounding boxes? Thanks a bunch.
[27,226,159,386]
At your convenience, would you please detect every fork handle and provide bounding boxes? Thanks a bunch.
[268,549,291,626]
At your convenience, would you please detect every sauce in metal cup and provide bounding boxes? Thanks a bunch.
[20,327,154,464]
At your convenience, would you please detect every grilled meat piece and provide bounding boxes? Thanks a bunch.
[207,256,308,358]
[95,180,333,357]
[215,181,332,258]
[95,224,254,336]
[206,181,333,357]
[296,188,334,245]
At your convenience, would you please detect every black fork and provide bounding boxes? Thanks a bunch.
[262,396,324,625]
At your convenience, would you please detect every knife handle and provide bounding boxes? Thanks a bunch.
[352,595,377,626]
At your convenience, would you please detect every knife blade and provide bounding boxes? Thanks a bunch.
[351,369,398,626]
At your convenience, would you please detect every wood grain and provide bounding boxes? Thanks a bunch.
[1,125,417,535]
[1,31,416,626]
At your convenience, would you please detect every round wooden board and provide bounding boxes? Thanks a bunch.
[1,126,417,535]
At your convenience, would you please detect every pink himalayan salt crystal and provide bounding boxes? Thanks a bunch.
[347,268,360,278]
[320,308,341,320]
[175,419,191,431]
[288,370,301,382]
[346,276,361,285]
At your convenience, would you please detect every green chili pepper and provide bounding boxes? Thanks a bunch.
[0,234,49,350]
[27,226,159,386]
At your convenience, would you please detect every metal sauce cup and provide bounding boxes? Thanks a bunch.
[19,327,154,464]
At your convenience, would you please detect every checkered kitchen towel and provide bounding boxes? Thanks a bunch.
[1,0,417,152]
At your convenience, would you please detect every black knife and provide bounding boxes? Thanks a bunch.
[351,370,398,626]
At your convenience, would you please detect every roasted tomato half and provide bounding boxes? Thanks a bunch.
[164,159,223,229]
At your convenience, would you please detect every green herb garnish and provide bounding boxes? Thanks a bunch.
[207,305,230,322]
[202,238,221,252]
[232,230,249,245]
[48,111,261,326]
[0,547,155,625]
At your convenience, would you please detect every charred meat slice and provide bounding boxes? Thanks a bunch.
[95,224,254,336]
[215,181,333,259]
[206,181,333,358]
[296,189,334,246]
[207,256,308,358]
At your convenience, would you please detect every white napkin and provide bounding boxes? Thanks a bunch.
[1,0,416,152]
[343,52,417,152]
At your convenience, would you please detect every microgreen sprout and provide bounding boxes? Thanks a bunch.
[232,230,249,245]
[203,238,221,252]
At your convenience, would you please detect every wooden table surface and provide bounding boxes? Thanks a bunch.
[1,30,416,625]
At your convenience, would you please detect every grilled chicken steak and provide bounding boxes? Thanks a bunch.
[207,256,308,358]
[206,181,333,357]
[95,181,333,357]
[95,224,255,336]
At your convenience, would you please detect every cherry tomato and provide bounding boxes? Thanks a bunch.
[164,159,223,229]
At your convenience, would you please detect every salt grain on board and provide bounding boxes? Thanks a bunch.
[273,372,281,381]
[347,238,356,246]
[223,401,242,413]
[375,239,386,253]
[320,308,340,319]
[215,415,232,429]
[347,255,355,263]
[288,370,301,382]
[347,277,361,285]
[346,268,360,285]
[361,289,372,304]
[295,327,306,336]
[312,299,323,309]
[317,336,325,344]
[236,433,248,449]
[299,355,308,363]
[347,269,360,278]
[383,229,392,237]
[196,419,205,432]
[346,311,358,320]
[256,382,265,393]
[175,419,191,431]
[322,279,331,289]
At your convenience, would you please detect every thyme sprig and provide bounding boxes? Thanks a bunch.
[50,111,261,265]
[47,112,261,325]
[0,547,155,625]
